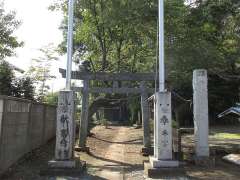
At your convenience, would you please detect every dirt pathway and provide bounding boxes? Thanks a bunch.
[78,125,147,180]
[97,127,125,179]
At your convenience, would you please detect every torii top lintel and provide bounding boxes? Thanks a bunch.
[59,68,158,81]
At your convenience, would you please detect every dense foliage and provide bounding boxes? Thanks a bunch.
[0,61,35,100]
[0,61,14,95]
[43,92,58,105]
[0,2,22,60]
[0,3,60,103]
[52,0,240,124]
[0,2,35,100]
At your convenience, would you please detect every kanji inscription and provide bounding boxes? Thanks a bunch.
[160,115,169,125]
[55,91,75,160]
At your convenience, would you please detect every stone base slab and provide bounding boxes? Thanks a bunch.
[150,156,179,168]
[144,161,185,178]
[223,154,240,166]
[48,160,76,168]
[40,160,86,177]
[75,146,90,153]
[141,146,153,156]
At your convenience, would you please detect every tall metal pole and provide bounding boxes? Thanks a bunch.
[66,0,74,90]
[159,0,165,92]
[150,0,179,167]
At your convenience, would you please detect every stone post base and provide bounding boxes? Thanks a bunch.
[144,161,184,178]
[150,156,179,168]
[40,159,86,177]
[48,160,76,168]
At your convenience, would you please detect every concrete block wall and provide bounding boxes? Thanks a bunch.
[43,105,56,144]
[30,103,45,150]
[0,96,56,175]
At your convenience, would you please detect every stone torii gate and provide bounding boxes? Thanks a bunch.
[48,0,210,177]
[59,68,156,152]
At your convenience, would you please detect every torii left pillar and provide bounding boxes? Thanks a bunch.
[140,81,151,155]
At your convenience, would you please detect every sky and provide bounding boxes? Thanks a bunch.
[4,0,72,91]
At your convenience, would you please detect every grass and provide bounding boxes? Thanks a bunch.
[213,133,240,140]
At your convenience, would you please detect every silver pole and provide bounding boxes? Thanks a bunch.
[159,0,165,92]
[66,0,74,90]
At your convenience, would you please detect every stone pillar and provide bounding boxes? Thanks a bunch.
[78,80,89,149]
[140,82,150,149]
[49,90,76,168]
[193,69,209,158]
[155,92,172,160]
[0,99,3,146]
[150,92,178,168]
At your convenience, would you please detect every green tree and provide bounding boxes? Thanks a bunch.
[20,77,35,100]
[27,44,58,101]
[52,0,157,73]
[0,61,35,100]
[0,1,23,60]
[0,61,14,95]
[43,92,58,105]
[166,0,240,123]
[0,2,34,100]
[12,77,35,100]
[52,0,240,124]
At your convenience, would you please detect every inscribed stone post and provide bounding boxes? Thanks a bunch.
[150,92,178,168]
[55,90,75,161]
[193,69,209,157]
[155,92,172,160]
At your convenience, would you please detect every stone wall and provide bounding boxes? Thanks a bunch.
[0,96,57,175]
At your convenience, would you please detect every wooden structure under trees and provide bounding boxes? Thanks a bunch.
[59,68,157,151]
